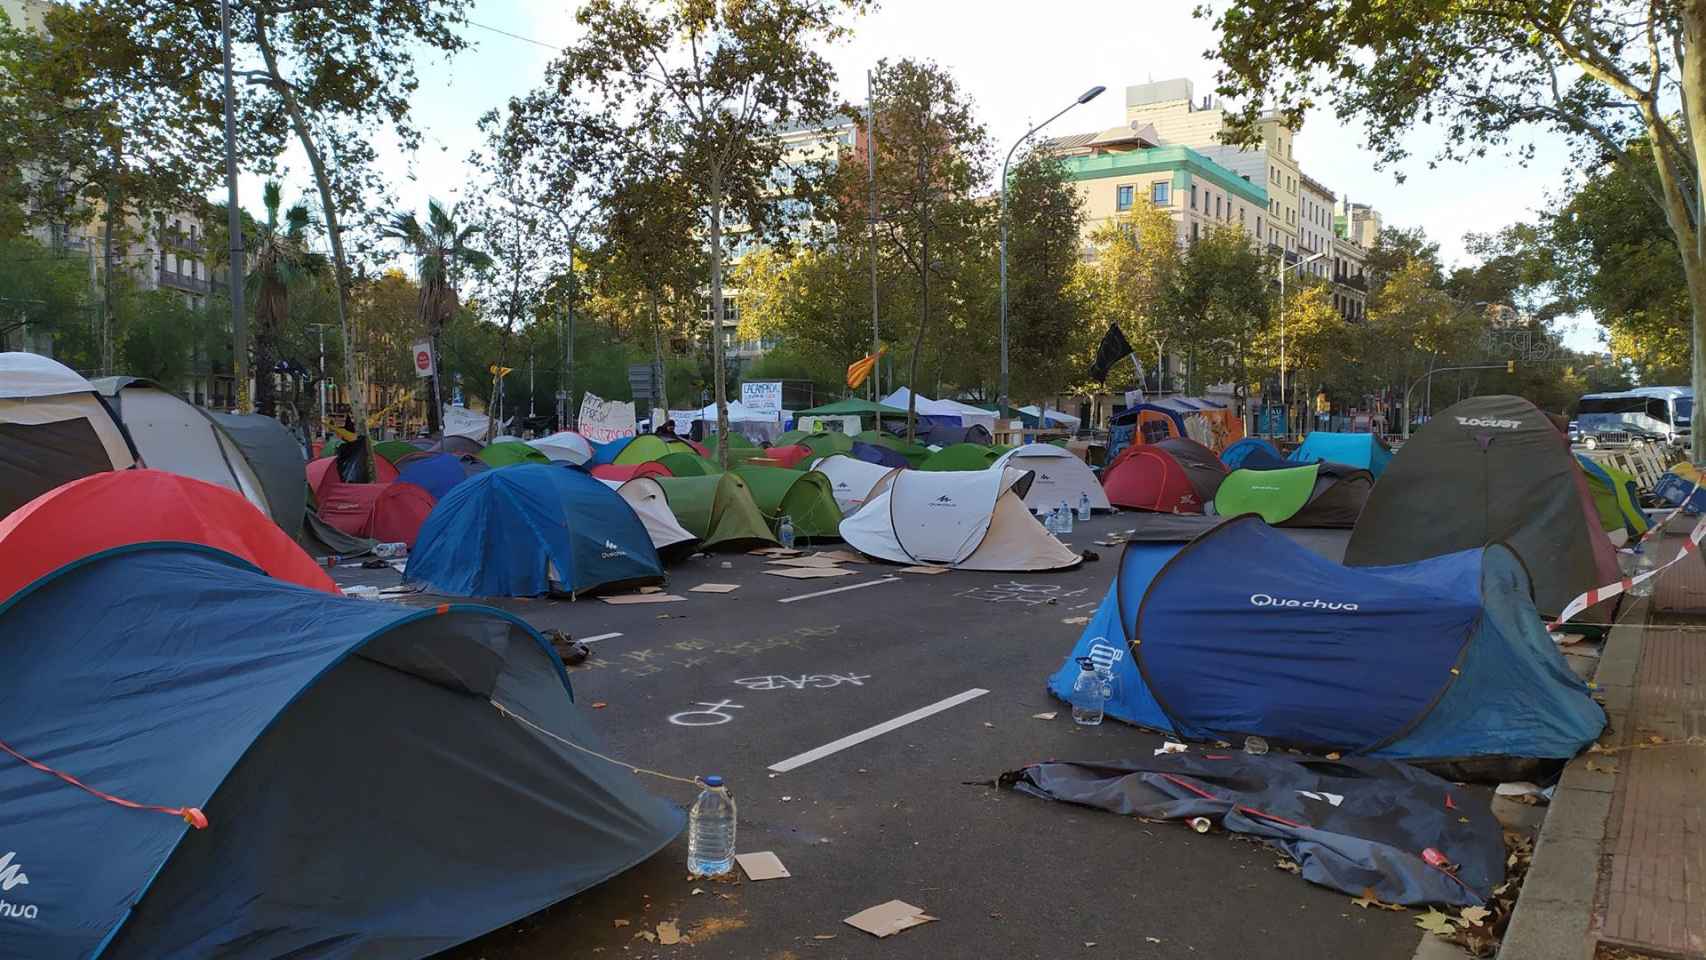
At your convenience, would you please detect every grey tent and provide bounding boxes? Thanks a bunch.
[210,413,308,532]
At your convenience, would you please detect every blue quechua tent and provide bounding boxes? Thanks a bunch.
[395,451,488,500]
[1288,431,1393,478]
[407,463,663,597]
[1047,517,1604,769]
[0,544,683,960]
[1219,436,1286,470]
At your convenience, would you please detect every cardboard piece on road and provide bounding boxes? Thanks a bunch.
[638,585,664,594]
[600,592,688,605]
[734,851,790,881]
[750,546,804,557]
[813,549,869,564]
[656,920,681,945]
[899,565,950,575]
[690,582,741,594]
[765,567,855,580]
[767,555,846,568]
[845,900,936,938]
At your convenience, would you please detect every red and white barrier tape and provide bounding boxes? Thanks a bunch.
[1630,474,1701,549]
[1550,510,1706,629]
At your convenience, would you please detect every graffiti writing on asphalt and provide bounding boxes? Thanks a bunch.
[733,673,872,691]
[668,700,744,727]
[569,624,844,681]
[955,581,1092,606]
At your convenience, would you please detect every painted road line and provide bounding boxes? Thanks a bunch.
[776,576,901,604]
[767,688,990,773]
[579,632,623,643]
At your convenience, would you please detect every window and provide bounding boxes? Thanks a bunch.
[1271,166,1278,183]
[1239,207,1246,224]
[1116,184,1134,211]
[1257,216,1263,236]
[1191,221,1200,242]
[1151,181,1170,204]
[1190,185,1197,209]
[1214,195,1221,218]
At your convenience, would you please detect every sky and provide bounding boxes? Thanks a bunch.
[255,0,1602,350]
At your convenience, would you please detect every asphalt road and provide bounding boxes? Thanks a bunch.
[335,514,1424,960]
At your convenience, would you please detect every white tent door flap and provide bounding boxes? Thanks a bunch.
[888,471,1005,564]
[996,444,1111,513]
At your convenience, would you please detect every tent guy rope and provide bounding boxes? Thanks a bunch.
[488,699,704,789]
[0,736,207,828]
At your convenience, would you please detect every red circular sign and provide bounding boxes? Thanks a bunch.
[415,350,431,372]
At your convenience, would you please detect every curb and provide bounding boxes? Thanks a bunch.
[1494,597,1648,960]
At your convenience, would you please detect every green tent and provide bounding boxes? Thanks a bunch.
[797,398,910,417]
[1578,455,1649,538]
[613,434,674,465]
[921,443,1003,471]
[658,451,721,476]
[478,440,551,468]
[654,474,779,552]
[1213,463,1372,528]
[734,465,843,540]
[708,431,757,450]
[856,430,930,467]
[320,435,344,456]
[373,440,420,464]
[775,429,812,446]
[799,432,855,458]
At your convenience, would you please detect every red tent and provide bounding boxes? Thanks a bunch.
[0,470,338,602]
[763,444,814,469]
[308,455,434,546]
[307,454,398,492]
[1102,446,1208,513]
[591,462,673,482]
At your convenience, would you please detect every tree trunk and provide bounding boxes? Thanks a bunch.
[650,284,669,415]
[905,217,928,445]
[100,153,118,377]
[708,162,730,468]
[421,283,443,434]
[253,310,276,417]
[256,17,371,474]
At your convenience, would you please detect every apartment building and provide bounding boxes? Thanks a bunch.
[1336,198,1382,249]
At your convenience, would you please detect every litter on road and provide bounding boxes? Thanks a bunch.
[845,900,936,938]
[689,583,741,593]
[734,851,790,880]
[765,566,855,579]
[600,592,688,604]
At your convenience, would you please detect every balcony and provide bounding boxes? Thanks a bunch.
[159,268,210,294]
[163,230,204,254]
[1334,273,1368,292]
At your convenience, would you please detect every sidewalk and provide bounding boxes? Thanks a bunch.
[1502,524,1706,960]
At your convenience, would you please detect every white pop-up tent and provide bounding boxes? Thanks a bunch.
[840,466,1081,571]
[881,387,998,434]
[600,476,699,560]
[92,378,277,518]
[994,442,1110,514]
[529,431,595,465]
[1,353,138,519]
[810,454,901,514]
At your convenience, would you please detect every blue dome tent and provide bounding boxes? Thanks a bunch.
[408,464,663,597]
[850,440,910,469]
[1219,436,1286,470]
[590,435,635,466]
[1048,517,1603,769]
[0,544,683,960]
[395,451,487,500]
[1287,431,1393,478]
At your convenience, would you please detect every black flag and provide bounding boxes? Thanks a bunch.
[1088,324,1135,383]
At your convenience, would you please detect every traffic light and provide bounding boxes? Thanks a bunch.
[1506,360,1516,374]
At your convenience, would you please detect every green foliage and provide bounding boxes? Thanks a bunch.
[246,182,326,416]
[0,235,96,365]
[1167,225,1273,392]
[117,287,224,391]
[1073,201,1182,393]
[1003,150,1087,399]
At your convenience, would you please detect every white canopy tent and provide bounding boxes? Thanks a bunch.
[1,353,138,519]
[1018,405,1082,429]
[809,454,901,514]
[993,443,1110,514]
[840,466,1081,571]
[881,388,998,434]
[600,477,698,558]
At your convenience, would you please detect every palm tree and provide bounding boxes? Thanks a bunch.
[382,200,492,433]
[247,182,326,419]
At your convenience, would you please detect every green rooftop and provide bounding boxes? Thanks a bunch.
[1061,146,1267,206]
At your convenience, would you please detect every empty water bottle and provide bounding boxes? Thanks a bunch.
[1632,545,1657,598]
[778,515,796,549]
[372,541,408,560]
[687,775,737,876]
[1071,657,1108,725]
[1057,499,1074,535]
[1078,491,1092,521]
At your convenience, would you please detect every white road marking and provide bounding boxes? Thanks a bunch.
[776,576,900,604]
[579,632,623,643]
[767,688,990,772]
[1073,602,1098,610]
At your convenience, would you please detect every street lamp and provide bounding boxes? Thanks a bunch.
[998,84,1106,421]
[1276,250,1328,436]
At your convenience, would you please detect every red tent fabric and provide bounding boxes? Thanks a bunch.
[591,462,673,482]
[1101,446,1205,513]
[306,454,397,495]
[0,470,337,602]
[763,444,814,469]
[681,438,710,456]
[315,480,436,547]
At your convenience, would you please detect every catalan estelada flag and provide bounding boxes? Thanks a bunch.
[846,347,886,389]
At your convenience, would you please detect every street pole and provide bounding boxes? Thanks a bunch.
[313,323,327,440]
[219,0,248,413]
[867,70,880,404]
[999,85,1105,421]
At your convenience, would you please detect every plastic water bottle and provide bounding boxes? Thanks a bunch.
[1632,545,1657,598]
[1057,499,1074,535]
[372,541,408,559]
[1070,657,1108,725]
[1045,506,1060,534]
[778,515,795,549]
[687,775,737,876]
[1078,492,1091,521]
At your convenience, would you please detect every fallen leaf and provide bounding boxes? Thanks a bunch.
[1275,859,1300,874]
[613,919,630,928]
[1415,909,1459,935]
[1325,752,1341,760]
[1648,734,1664,744]
[1460,906,1491,925]
[1351,887,1406,911]
[657,920,681,945]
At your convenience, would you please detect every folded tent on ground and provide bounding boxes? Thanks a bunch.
[0,353,138,520]
[0,543,682,960]
[1345,395,1619,617]
[732,465,843,541]
[1212,462,1373,528]
[994,442,1111,514]
[1049,517,1604,776]
[840,467,1080,571]
[654,473,780,552]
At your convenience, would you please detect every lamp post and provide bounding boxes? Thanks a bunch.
[1276,250,1327,436]
[998,84,1105,421]
[219,0,247,412]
